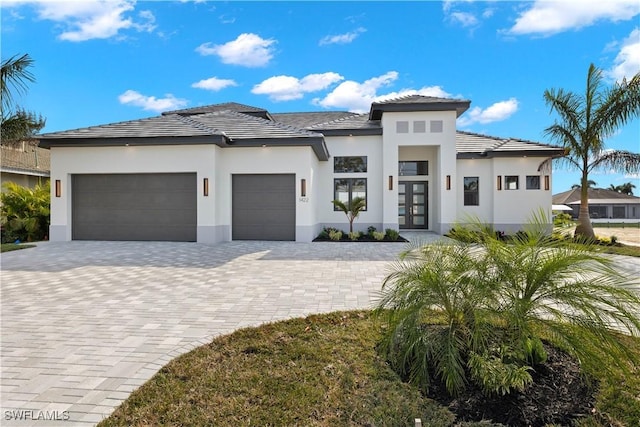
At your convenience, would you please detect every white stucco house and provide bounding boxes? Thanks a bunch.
[38,95,563,243]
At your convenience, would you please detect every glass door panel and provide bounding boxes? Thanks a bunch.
[399,181,428,229]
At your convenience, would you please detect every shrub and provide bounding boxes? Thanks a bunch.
[553,212,573,228]
[332,197,366,233]
[329,229,343,241]
[372,231,385,241]
[1,181,50,243]
[377,217,640,398]
[348,231,361,241]
[367,226,377,237]
[385,228,400,241]
[610,235,618,245]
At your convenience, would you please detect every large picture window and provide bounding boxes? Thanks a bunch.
[334,178,367,210]
[464,177,479,206]
[334,156,367,173]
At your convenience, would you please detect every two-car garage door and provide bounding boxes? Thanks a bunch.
[72,173,197,241]
[71,173,295,242]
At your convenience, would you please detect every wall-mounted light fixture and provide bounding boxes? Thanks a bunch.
[388,175,393,191]
[496,175,502,191]
[55,179,61,197]
[300,178,306,197]
[446,175,451,190]
[544,175,550,191]
[203,178,209,196]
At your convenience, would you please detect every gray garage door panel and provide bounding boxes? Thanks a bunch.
[72,173,197,241]
[232,174,295,241]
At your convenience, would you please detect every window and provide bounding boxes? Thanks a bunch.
[613,206,626,219]
[396,121,409,133]
[334,156,367,173]
[526,175,540,190]
[413,121,426,133]
[334,178,367,210]
[589,205,607,218]
[399,161,428,176]
[430,120,443,133]
[464,177,479,206]
[505,175,519,190]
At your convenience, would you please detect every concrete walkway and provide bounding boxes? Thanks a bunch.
[1,237,440,426]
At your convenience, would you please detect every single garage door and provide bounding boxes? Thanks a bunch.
[72,173,197,241]
[232,174,295,241]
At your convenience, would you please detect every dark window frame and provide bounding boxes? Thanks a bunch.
[334,178,367,211]
[399,161,429,176]
[505,175,519,190]
[464,177,479,206]
[526,175,541,190]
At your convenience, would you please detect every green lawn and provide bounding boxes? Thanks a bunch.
[98,311,640,427]
[0,243,36,252]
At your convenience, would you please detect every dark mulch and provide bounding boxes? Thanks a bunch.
[429,344,597,426]
[313,236,408,243]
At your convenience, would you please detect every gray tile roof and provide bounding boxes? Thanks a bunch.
[1,143,50,176]
[553,188,640,204]
[455,131,563,157]
[373,94,468,105]
[163,102,270,118]
[369,94,471,120]
[271,112,355,129]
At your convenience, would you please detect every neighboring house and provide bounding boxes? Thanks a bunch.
[553,187,640,220]
[0,141,50,190]
[38,96,563,243]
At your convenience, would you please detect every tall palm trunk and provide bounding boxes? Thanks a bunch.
[574,172,595,239]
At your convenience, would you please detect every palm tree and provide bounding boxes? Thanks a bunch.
[612,181,637,196]
[544,64,640,239]
[332,197,366,233]
[571,179,597,190]
[1,53,45,143]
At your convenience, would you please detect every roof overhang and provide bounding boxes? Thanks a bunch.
[0,167,50,177]
[456,149,565,159]
[227,137,329,161]
[369,100,471,120]
[317,128,383,137]
[38,135,229,149]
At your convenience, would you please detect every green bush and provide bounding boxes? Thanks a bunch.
[348,231,361,241]
[553,212,573,227]
[385,228,400,241]
[377,217,640,398]
[329,229,343,241]
[1,181,50,243]
[372,231,385,241]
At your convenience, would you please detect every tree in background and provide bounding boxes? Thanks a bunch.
[609,182,636,196]
[571,180,597,189]
[1,53,46,144]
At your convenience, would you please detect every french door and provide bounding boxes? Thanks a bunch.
[398,181,428,229]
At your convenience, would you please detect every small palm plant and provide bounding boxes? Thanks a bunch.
[1,181,50,242]
[332,197,366,233]
[377,217,640,398]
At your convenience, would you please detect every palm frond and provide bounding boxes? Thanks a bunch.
[1,53,35,114]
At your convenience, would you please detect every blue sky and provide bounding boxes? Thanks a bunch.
[2,0,639,193]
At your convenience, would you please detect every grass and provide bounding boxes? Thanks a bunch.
[0,243,36,252]
[98,311,640,427]
[596,244,640,257]
[592,222,640,228]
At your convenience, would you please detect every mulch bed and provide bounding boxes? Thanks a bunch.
[428,344,597,426]
[312,236,409,243]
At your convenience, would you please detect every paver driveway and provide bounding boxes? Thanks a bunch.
[1,238,432,426]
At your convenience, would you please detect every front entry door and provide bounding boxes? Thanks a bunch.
[399,181,427,229]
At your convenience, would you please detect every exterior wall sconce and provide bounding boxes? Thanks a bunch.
[203,178,209,196]
[496,175,502,191]
[446,175,451,190]
[388,175,393,191]
[544,175,550,191]
[55,179,62,197]
[300,178,306,197]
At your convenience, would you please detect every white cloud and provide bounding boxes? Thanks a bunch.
[508,0,640,36]
[10,0,157,42]
[196,33,276,67]
[457,98,519,127]
[252,72,344,101]
[118,90,188,112]
[191,77,238,91]
[319,27,366,46]
[311,72,454,113]
[607,28,640,82]
[449,12,478,27]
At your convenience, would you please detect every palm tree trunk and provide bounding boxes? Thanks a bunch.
[574,175,595,239]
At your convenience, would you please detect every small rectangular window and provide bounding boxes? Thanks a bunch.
[464,177,479,206]
[505,176,519,190]
[526,175,540,190]
[413,121,426,133]
[398,161,428,176]
[613,206,625,219]
[430,120,443,133]
[334,178,367,211]
[334,156,367,173]
[396,121,409,133]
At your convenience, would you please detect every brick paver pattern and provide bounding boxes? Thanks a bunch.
[1,238,438,426]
